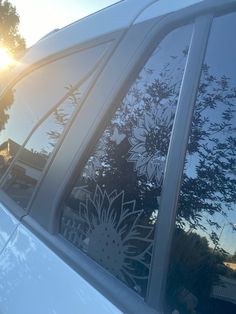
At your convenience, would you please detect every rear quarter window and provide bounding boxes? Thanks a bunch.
[0,43,110,183]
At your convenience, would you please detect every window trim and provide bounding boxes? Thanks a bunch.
[146,14,213,310]
[0,31,122,101]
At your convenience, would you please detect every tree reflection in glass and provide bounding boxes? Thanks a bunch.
[166,12,236,314]
[2,82,89,209]
[60,25,193,298]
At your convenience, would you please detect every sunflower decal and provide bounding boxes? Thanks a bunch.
[128,107,174,186]
[61,184,154,296]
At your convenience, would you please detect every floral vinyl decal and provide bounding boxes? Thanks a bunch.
[128,106,175,186]
[60,27,191,298]
[61,184,154,295]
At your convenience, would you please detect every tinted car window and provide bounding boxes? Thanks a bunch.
[0,43,109,181]
[166,12,236,314]
[2,79,91,208]
[60,25,193,298]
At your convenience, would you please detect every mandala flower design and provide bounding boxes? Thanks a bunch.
[61,184,154,296]
[128,108,174,186]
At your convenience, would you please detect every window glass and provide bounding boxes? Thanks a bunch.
[0,43,109,181]
[166,13,236,314]
[2,80,90,208]
[60,25,193,297]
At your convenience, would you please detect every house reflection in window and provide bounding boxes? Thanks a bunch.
[2,81,88,209]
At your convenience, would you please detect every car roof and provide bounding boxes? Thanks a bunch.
[5,0,236,85]
[14,0,203,70]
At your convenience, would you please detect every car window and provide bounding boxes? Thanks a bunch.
[165,12,236,314]
[0,43,109,182]
[59,24,193,298]
[2,78,91,209]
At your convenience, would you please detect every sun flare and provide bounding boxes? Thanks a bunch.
[0,48,14,69]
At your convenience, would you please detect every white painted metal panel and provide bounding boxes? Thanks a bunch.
[7,0,209,84]
[0,224,122,314]
[0,203,19,254]
[13,0,156,74]
[134,0,204,24]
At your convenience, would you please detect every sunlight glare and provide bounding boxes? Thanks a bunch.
[0,48,14,70]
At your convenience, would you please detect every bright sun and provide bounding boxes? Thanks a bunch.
[0,47,14,70]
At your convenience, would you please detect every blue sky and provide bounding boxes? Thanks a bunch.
[10,0,119,47]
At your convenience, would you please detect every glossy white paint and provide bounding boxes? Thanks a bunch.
[9,0,209,81]
[134,0,204,24]
[12,0,155,76]
[135,0,236,24]
[0,224,122,314]
[0,203,19,254]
